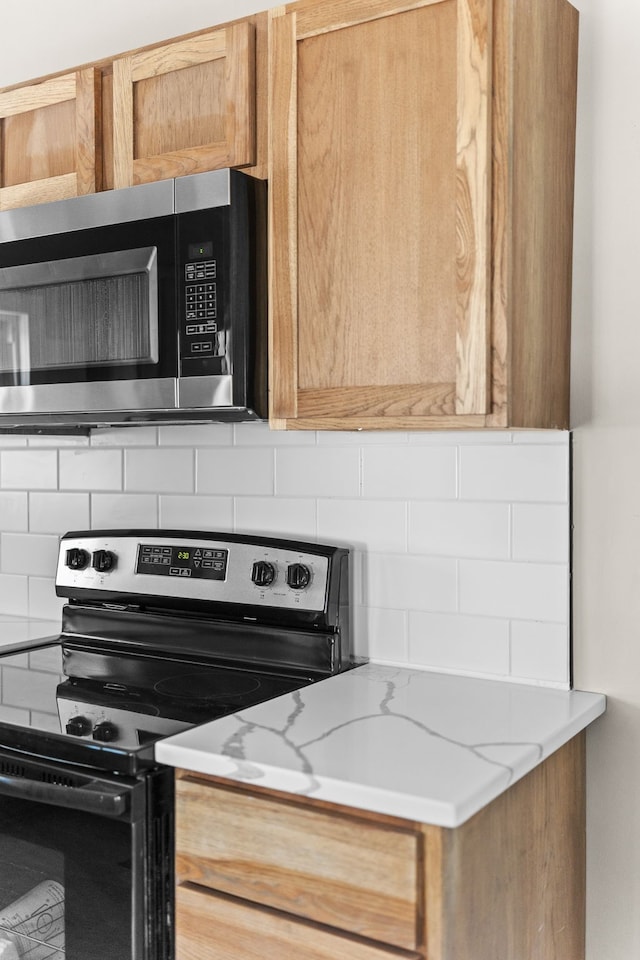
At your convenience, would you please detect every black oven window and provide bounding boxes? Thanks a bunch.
[0,795,132,960]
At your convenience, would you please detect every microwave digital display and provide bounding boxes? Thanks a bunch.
[188,240,213,260]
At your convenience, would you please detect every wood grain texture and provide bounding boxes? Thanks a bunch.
[296,3,457,393]
[294,0,448,37]
[1,100,76,187]
[175,884,420,960]
[0,173,78,211]
[75,67,101,194]
[268,8,299,418]
[111,22,255,189]
[0,73,75,118]
[269,0,577,431]
[0,67,100,208]
[455,0,491,414]
[507,0,577,428]
[112,57,134,188]
[423,735,586,960]
[270,414,489,430]
[129,31,227,82]
[297,383,456,418]
[175,776,420,950]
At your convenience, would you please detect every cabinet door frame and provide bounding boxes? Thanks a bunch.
[0,69,101,211]
[268,0,492,429]
[112,22,256,188]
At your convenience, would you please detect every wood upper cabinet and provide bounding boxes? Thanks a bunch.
[111,22,257,189]
[268,0,579,430]
[0,69,101,211]
[173,734,586,960]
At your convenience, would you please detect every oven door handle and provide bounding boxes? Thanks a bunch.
[0,773,129,818]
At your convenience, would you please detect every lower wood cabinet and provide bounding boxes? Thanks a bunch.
[174,733,586,960]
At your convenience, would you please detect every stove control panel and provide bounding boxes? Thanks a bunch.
[136,543,228,581]
[57,532,336,613]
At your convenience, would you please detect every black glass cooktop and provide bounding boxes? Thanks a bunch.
[0,639,314,774]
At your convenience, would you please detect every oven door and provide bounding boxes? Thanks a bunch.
[0,752,173,960]
[0,183,179,420]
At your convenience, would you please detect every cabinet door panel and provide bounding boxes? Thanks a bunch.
[269,0,491,425]
[0,69,101,211]
[176,884,420,960]
[112,23,255,188]
[175,778,420,950]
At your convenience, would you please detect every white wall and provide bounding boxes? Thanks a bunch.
[570,0,640,955]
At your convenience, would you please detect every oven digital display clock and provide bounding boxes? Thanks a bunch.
[136,543,228,580]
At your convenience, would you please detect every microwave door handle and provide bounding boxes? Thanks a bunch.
[0,772,128,818]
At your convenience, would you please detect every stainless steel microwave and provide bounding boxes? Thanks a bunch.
[0,169,267,430]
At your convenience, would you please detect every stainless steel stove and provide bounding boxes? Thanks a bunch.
[0,529,351,960]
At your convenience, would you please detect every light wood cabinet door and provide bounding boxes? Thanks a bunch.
[175,776,420,950]
[269,0,578,430]
[111,22,256,188]
[0,69,101,211]
[176,884,415,960]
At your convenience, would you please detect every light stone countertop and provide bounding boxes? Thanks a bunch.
[155,661,605,827]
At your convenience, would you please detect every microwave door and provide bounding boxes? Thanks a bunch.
[0,215,180,421]
[0,310,30,386]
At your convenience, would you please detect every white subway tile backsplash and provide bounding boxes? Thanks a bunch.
[0,492,28,531]
[91,493,158,529]
[512,503,569,562]
[159,495,234,530]
[197,448,274,495]
[362,446,457,499]
[510,620,569,685]
[512,430,570,444]
[30,493,90,534]
[276,447,360,498]
[459,559,569,622]
[460,444,569,503]
[125,449,193,493]
[235,422,315,446]
[235,497,317,539]
[60,449,121,491]
[317,431,409,445]
[365,553,457,613]
[409,501,509,559]
[28,578,64,621]
[0,574,28,616]
[91,426,158,447]
[360,607,408,662]
[0,428,571,688]
[2,450,57,490]
[158,424,233,447]
[408,611,510,676]
[2,533,60,577]
[318,500,407,552]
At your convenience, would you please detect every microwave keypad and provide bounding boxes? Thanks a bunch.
[182,257,223,361]
[185,260,216,281]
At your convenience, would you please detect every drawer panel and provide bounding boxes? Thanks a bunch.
[176,778,420,950]
[176,883,420,960]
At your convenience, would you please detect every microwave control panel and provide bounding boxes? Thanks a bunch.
[182,241,223,363]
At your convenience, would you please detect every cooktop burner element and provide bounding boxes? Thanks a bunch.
[0,530,352,774]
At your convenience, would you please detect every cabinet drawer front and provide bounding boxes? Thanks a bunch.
[176,884,419,960]
[176,779,420,950]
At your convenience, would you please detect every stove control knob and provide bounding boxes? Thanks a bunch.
[287,562,311,590]
[66,715,91,737]
[65,548,89,571]
[252,560,276,588]
[92,721,118,743]
[92,549,115,573]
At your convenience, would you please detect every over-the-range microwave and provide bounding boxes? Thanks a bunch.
[0,169,266,430]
